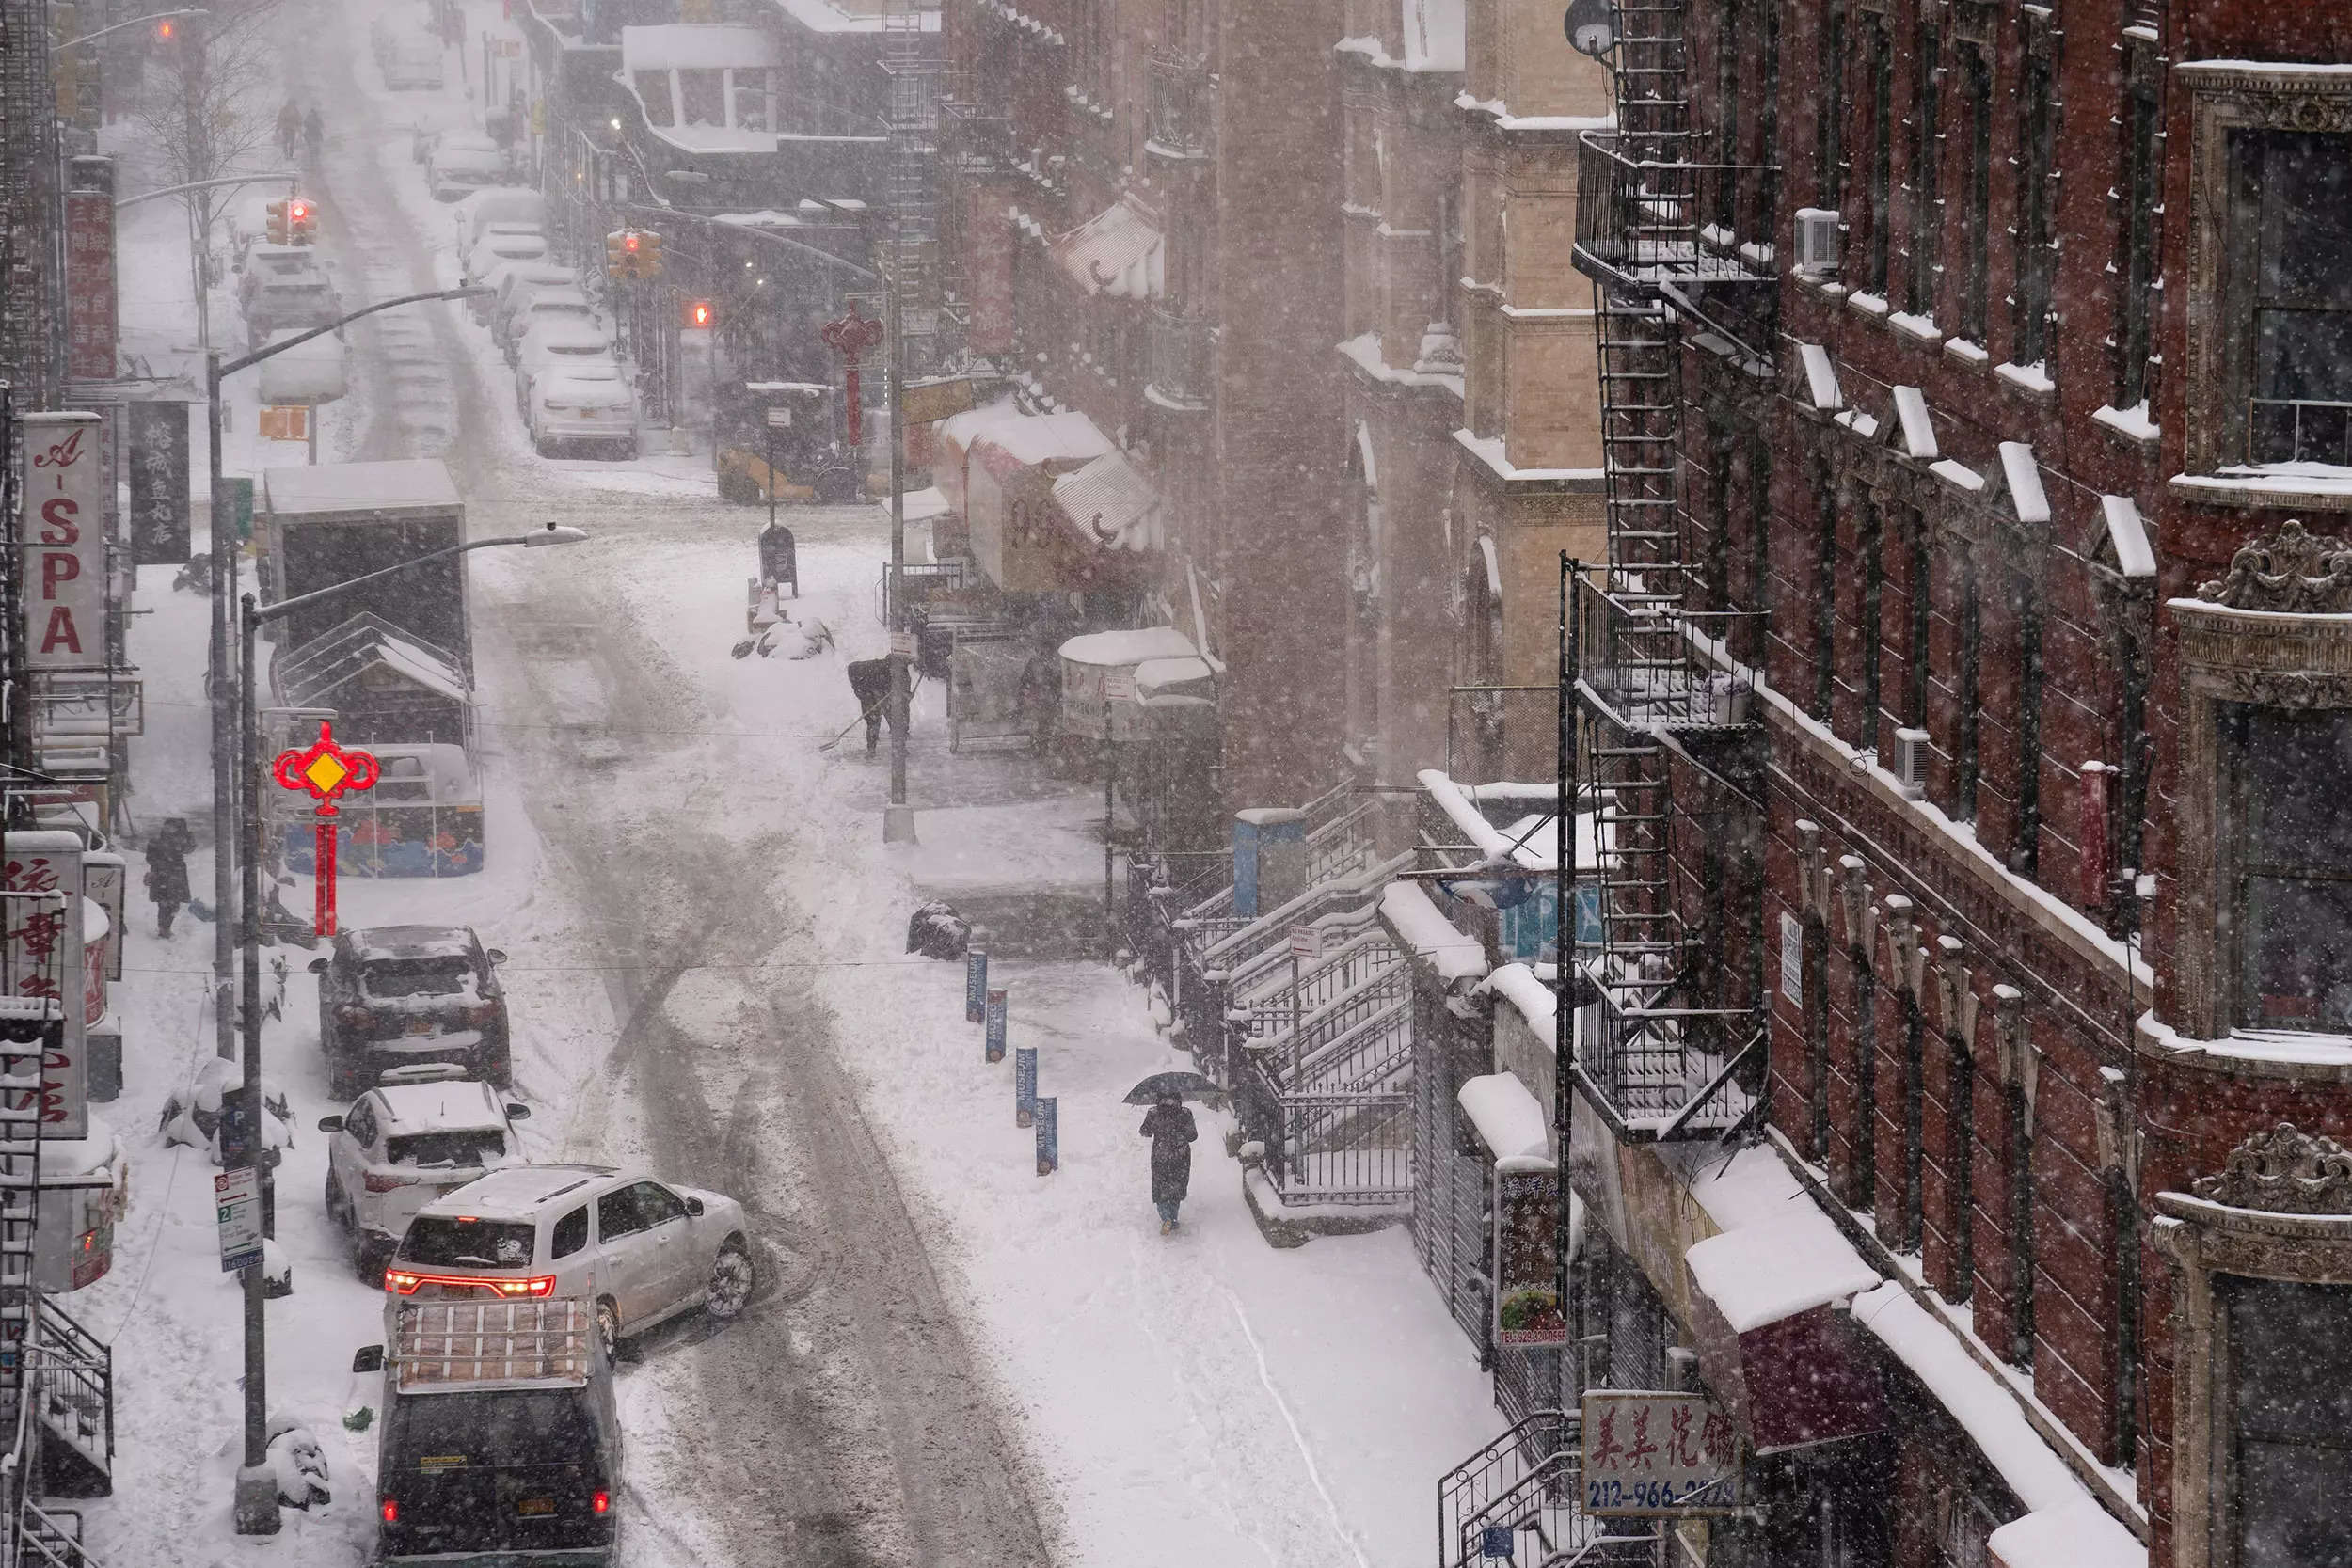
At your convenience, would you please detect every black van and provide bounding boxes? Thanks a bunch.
[355,1298,622,1564]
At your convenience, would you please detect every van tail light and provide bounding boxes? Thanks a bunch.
[470,1003,501,1030]
[592,1490,610,1515]
[338,1006,375,1034]
[384,1269,555,1298]
[381,1497,399,1524]
[364,1171,419,1193]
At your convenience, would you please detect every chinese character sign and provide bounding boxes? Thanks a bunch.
[64,189,116,382]
[1580,1390,1739,1514]
[2,832,88,1139]
[19,415,106,672]
[1495,1168,1569,1348]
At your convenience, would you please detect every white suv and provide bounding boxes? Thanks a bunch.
[387,1164,755,1359]
[319,1069,531,1279]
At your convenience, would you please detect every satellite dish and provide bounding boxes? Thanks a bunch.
[1564,0,1614,56]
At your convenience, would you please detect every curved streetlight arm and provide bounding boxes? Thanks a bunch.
[56,8,206,50]
[217,285,490,381]
[248,526,588,626]
[116,169,299,210]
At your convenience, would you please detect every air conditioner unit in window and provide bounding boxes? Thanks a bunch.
[1893,727,1931,800]
[1794,208,1841,276]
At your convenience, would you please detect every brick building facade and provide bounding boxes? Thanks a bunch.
[1559,1,2352,1565]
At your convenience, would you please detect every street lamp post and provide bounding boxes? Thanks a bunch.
[228,525,585,1536]
[206,286,491,1072]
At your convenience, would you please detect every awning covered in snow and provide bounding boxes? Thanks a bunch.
[1455,1071,1551,1170]
[1671,1143,1889,1454]
[1051,449,1164,552]
[1049,196,1164,300]
[1057,626,1200,742]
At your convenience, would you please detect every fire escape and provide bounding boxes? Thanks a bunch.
[882,0,941,378]
[0,0,60,405]
[1562,0,1775,1144]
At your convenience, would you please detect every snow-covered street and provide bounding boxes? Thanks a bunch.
[67,0,1511,1561]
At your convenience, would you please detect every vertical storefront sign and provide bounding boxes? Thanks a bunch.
[126,403,193,564]
[2,832,88,1138]
[1494,1167,1569,1348]
[20,414,107,672]
[64,177,116,382]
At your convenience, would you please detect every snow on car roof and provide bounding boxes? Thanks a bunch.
[424,1164,621,1218]
[376,1078,507,1132]
[347,924,478,961]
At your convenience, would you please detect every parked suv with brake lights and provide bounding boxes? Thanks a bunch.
[387,1164,755,1360]
[312,925,512,1098]
[320,1066,531,1278]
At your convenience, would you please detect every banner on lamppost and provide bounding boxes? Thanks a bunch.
[964,940,988,1023]
[63,165,116,382]
[1014,1047,1036,1129]
[1034,1096,1057,1175]
[125,403,192,564]
[984,986,1007,1064]
[20,414,107,672]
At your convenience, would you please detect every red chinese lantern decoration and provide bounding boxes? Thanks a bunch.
[272,720,379,936]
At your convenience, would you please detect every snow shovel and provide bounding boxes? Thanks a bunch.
[817,673,926,752]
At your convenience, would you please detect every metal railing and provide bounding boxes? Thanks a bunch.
[1229,927,1412,1204]
[1145,54,1209,159]
[1438,1410,1648,1568]
[34,1298,109,1483]
[1571,574,1762,734]
[2249,395,2352,467]
[1573,134,1778,289]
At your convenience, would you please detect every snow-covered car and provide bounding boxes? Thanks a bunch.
[501,287,602,359]
[310,925,513,1098]
[462,224,546,289]
[453,186,547,254]
[427,139,506,202]
[530,365,638,459]
[381,31,444,90]
[513,321,616,411]
[387,1164,755,1360]
[319,1067,532,1279]
[490,263,580,342]
[236,243,329,312]
[240,259,341,343]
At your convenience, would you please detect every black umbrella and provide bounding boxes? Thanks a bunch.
[1124,1070,1220,1105]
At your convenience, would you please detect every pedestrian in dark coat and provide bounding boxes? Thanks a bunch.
[1139,1093,1198,1234]
[845,657,909,757]
[145,818,196,938]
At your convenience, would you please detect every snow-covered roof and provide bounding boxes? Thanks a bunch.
[619,23,779,70]
[1052,449,1164,551]
[348,925,478,962]
[771,0,940,32]
[1988,1500,2145,1568]
[1057,626,1198,668]
[1455,1071,1550,1169]
[941,396,1115,468]
[417,1163,617,1220]
[1481,962,1556,1051]
[1379,880,1489,984]
[1134,657,1212,700]
[1049,197,1164,300]
[256,330,348,404]
[1402,0,1466,71]
[262,459,459,517]
[1684,1206,1882,1334]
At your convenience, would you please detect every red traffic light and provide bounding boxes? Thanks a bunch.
[288,200,309,222]
[622,231,641,252]
[155,17,173,37]
[688,299,713,328]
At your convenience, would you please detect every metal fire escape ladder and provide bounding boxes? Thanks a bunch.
[882,1,941,378]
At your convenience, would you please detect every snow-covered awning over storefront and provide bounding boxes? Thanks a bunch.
[1456,1072,1551,1170]
[1051,449,1164,552]
[943,398,1115,477]
[1050,197,1164,300]
[1059,626,1199,668]
[1135,657,1213,699]
[1058,626,1201,742]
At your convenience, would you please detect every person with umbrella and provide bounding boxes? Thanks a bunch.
[1138,1094,1196,1234]
[145,818,196,938]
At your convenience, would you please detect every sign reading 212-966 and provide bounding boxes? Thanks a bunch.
[1579,1389,1740,1515]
